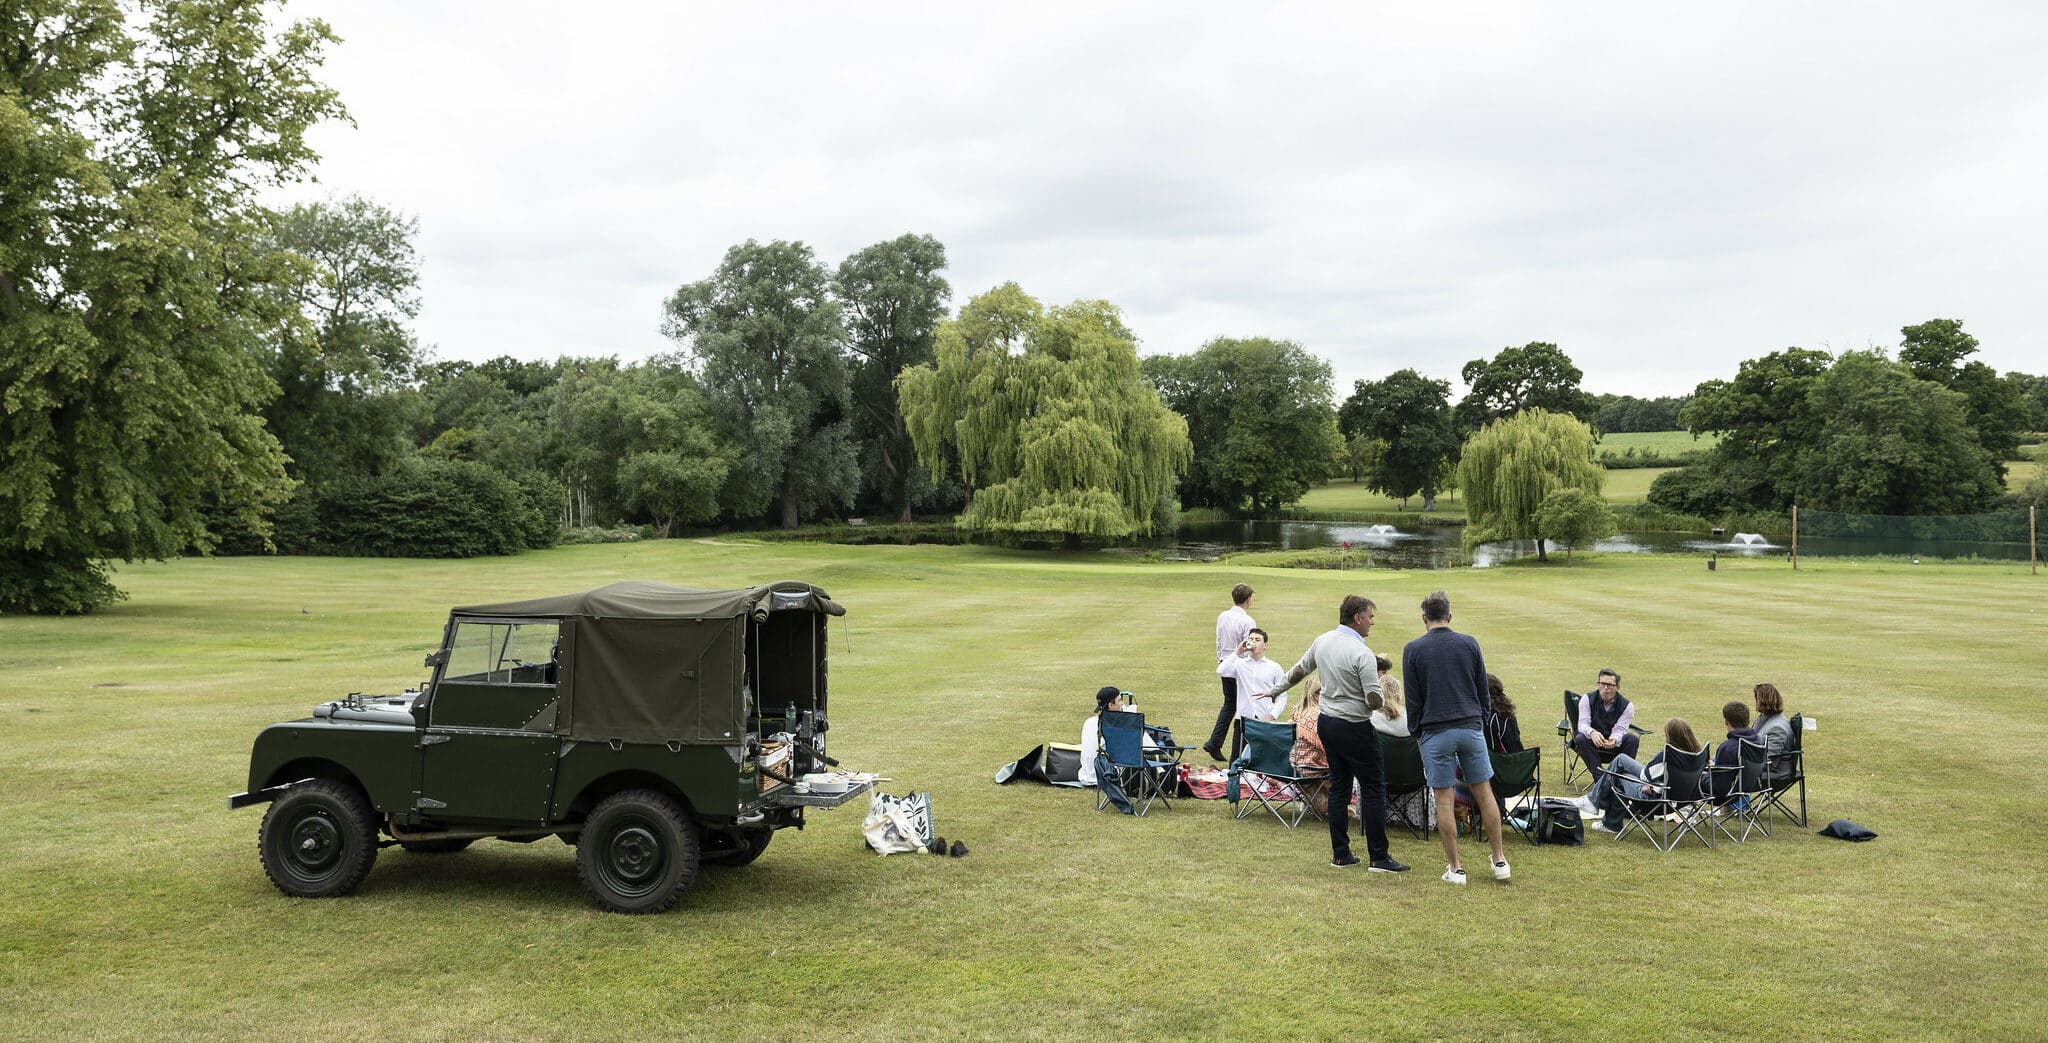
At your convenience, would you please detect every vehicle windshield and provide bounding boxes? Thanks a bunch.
[444,620,560,685]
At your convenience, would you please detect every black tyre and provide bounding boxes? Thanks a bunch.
[575,790,699,914]
[398,837,475,854]
[258,779,379,899]
[704,828,773,867]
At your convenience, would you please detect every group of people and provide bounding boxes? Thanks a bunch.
[1075,581,1793,886]
[1572,681,1796,832]
[1200,583,1515,884]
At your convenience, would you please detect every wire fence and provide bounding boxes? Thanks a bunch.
[1791,506,2038,571]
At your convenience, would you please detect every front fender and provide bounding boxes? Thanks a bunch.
[242,720,421,814]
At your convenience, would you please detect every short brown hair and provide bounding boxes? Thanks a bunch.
[1420,590,1451,623]
[1722,701,1751,728]
[1753,683,1783,715]
[1231,583,1254,605]
[1339,594,1375,624]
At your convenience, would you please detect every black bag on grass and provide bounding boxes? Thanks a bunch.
[1818,819,1877,841]
[1534,797,1584,846]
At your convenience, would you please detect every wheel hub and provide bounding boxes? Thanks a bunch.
[289,812,341,871]
[604,824,664,890]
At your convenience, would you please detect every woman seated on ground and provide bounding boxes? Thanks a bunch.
[1370,655,1408,737]
[1752,682,1793,764]
[1583,717,1703,834]
[1483,673,1522,754]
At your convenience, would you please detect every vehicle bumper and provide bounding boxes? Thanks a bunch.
[227,779,312,810]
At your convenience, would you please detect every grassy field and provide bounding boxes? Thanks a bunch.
[1595,430,1720,454]
[1293,479,1465,518]
[4,543,2046,1040]
[1291,466,1666,516]
[2009,455,2039,490]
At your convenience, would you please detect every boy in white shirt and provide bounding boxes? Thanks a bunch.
[1218,628,1288,757]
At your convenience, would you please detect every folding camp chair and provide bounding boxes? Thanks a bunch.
[1605,745,1713,851]
[1559,689,1651,792]
[1486,747,1542,845]
[1228,719,1325,828]
[1375,733,1434,840]
[1707,738,1771,842]
[1095,710,1180,816]
[1758,712,1808,827]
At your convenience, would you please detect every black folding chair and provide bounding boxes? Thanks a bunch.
[1487,747,1542,845]
[1606,745,1713,851]
[1375,733,1433,840]
[1758,712,1808,827]
[1708,738,1771,842]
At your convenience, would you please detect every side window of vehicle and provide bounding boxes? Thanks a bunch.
[444,621,561,686]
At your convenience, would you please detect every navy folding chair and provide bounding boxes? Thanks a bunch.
[1095,710,1179,816]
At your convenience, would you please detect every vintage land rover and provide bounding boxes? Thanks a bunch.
[230,579,867,914]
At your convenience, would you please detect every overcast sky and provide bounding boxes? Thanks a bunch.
[283,2,2048,398]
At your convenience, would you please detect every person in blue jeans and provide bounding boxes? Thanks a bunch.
[1587,718,1703,832]
[1401,590,1509,885]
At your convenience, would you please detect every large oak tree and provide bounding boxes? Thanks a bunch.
[1,0,347,612]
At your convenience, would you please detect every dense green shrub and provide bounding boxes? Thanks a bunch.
[0,551,125,615]
[211,458,563,558]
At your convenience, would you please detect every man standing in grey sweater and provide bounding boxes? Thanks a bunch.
[1260,594,1410,874]
[1402,589,1510,885]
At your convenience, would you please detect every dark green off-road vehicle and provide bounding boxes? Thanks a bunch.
[230,580,867,914]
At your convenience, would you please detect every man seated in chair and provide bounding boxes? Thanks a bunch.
[1572,669,1639,781]
[1078,686,1157,788]
[1710,700,1761,802]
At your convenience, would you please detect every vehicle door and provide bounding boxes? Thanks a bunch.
[417,617,564,823]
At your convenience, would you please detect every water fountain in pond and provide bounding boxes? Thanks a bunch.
[1367,524,1398,535]
[1732,532,1765,545]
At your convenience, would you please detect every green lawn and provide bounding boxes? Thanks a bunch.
[1599,466,1668,505]
[1292,468,1665,515]
[2009,455,2039,491]
[4,544,2045,1040]
[1293,479,1464,517]
[1595,430,1719,453]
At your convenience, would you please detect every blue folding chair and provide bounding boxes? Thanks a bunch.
[1096,710,1180,816]
[1228,719,1325,828]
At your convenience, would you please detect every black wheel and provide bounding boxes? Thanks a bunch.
[704,828,773,867]
[398,837,475,854]
[258,780,379,898]
[575,790,699,914]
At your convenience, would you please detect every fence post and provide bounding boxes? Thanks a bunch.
[2032,505,2038,576]
[1791,505,1799,570]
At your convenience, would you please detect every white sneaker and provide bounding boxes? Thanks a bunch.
[1492,859,1511,881]
[1441,865,1467,885]
[1575,795,1597,813]
[1588,820,1616,834]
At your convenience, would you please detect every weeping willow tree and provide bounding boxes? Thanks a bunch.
[1457,408,1604,562]
[896,284,1191,540]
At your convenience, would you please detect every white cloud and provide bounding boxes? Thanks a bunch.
[283,1,2048,397]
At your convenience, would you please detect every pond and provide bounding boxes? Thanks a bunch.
[819,517,2034,568]
[1106,519,2034,568]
